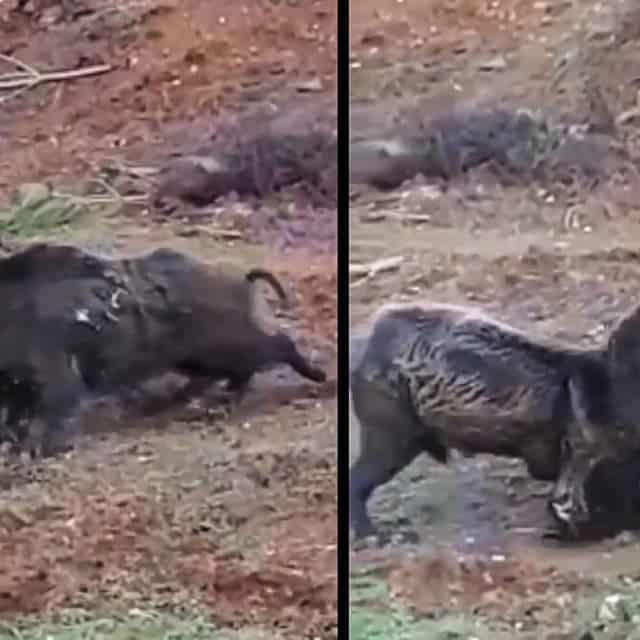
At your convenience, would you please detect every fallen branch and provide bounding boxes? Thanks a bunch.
[0,54,112,103]
[349,256,405,278]
[349,256,405,288]
[51,191,148,206]
[178,226,244,241]
[51,178,149,207]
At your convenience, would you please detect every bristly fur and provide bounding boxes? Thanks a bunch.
[350,300,640,541]
[0,243,326,459]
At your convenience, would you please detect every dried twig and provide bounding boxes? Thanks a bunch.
[349,256,405,288]
[0,54,112,103]
[205,228,244,240]
[349,256,405,278]
[51,190,148,206]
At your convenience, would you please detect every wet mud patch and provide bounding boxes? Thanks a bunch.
[350,448,554,555]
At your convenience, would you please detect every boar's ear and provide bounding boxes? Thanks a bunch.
[607,305,640,379]
[567,377,598,447]
[570,371,636,456]
[567,373,626,451]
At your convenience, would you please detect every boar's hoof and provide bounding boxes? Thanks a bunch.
[547,492,595,541]
[351,527,419,549]
[300,365,326,384]
[548,491,580,536]
[350,517,376,542]
[26,420,75,460]
[349,472,377,541]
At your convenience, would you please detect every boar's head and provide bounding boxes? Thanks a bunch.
[550,304,640,538]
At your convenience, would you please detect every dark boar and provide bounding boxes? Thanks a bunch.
[349,301,640,541]
[0,244,326,457]
[64,248,327,396]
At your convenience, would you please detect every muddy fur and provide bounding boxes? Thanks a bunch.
[349,301,640,541]
[0,243,326,458]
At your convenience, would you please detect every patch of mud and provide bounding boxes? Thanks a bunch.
[361,454,550,550]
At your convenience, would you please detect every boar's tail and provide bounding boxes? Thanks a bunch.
[246,268,288,302]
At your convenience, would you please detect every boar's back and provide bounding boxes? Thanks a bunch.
[360,304,571,428]
[122,248,261,317]
[0,243,110,285]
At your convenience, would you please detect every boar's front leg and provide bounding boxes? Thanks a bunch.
[25,364,85,459]
[521,436,563,482]
[349,375,448,540]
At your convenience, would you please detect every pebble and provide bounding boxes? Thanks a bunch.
[478,55,508,71]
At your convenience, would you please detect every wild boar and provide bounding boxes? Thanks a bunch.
[0,244,326,458]
[349,301,640,541]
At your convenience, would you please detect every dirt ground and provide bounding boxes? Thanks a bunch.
[350,1,640,638]
[0,2,336,638]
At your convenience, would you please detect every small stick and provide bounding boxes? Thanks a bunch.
[349,256,404,278]
[203,227,244,240]
[0,54,112,103]
[51,191,148,205]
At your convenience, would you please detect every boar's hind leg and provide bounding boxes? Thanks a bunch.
[272,332,326,383]
[226,373,253,400]
[350,377,447,540]
[173,363,246,407]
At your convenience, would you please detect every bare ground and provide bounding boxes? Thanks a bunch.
[350,0,640,638]
[0,2,336,638]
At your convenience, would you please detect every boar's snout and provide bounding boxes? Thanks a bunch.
[548,434,640,540]
[555,453,640,541]
[548,452,589,539]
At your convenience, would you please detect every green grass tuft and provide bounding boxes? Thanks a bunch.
[0,183,89,239]
[0,611,293,640]
[0,182,124,241]
[0,615,218,640]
